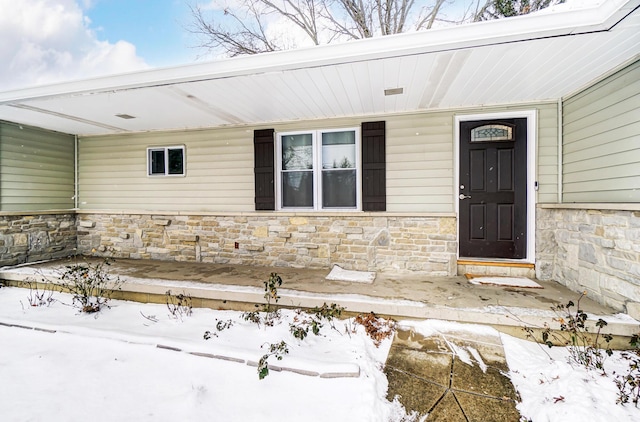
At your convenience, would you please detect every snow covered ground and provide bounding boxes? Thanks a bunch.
[0,286,638,421]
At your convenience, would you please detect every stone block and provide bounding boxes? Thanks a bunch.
[601,295,626,312]
[298,225,317,233]
[147,247,170,254]
[253,226,268,238]
[607,256,630,271]
[626,302,640,320]
[601,276,640,302]
[78,220,95,228]
[152,219,170,226]
[289,217,308,225]
[343,227,363,234]
[13,233,28,246]
[293,243,318,249]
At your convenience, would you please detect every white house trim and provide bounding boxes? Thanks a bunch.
[454,110,537,263]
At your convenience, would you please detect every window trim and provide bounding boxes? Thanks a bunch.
[146,145,185,177]
[276,127,361,211]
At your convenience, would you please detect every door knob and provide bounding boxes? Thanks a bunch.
[459,194,471,200]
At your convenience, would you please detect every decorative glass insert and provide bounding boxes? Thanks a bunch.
[471,124,514,142]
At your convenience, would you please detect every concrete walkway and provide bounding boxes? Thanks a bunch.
[386,327,520,421]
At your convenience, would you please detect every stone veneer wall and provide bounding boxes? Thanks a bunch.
[76,212,458,275]
[536,206,640,318]
[0,212,77,266]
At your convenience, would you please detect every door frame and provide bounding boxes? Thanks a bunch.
[454,110,537,263]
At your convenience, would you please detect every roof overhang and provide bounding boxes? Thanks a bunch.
[1,0,639,137]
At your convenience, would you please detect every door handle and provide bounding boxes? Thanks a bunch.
[459,194,471,200]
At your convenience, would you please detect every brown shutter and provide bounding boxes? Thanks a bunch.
[254,129,275,210]
[361,121,386,211]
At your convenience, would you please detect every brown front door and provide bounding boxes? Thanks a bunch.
[459,118,527,259]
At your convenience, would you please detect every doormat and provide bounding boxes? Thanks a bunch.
[326,265,376,284]
[465,274,542,288]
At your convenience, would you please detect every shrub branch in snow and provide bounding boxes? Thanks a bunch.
[204,273,393,379]
[165,289,193,320]
[615,333,640,407]
[524,292,612,372]
[58,256,122,313]
[25,281,55,308]
[521,292,640,408]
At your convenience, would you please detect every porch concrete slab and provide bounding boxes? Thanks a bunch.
[1,258,638,336]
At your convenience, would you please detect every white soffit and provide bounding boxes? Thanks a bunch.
[0,0,638,136]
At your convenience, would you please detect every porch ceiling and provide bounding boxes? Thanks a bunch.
[0,0,639,137]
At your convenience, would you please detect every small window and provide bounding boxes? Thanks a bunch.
[471,124,514,142]
[147,146,185,176]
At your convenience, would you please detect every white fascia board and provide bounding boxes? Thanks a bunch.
[0,0,637,105]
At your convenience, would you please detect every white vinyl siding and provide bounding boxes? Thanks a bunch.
[0,123,75,211]
[386,112,453,213]
[79,129,254,211]
[563,60,640,203]
[535,104,559,204]
[78,102,557,213]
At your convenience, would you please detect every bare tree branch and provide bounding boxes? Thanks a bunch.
[186,0,564,58]
[188,3,280,56]
[475,0,566,21]
[261,1,321,44]
[413,0,446,30]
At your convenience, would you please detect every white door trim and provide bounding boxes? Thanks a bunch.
[454,110,537,263]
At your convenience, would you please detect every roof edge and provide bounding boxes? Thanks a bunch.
[0,0,637,104]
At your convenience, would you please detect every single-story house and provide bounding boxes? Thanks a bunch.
[0,0,639,317]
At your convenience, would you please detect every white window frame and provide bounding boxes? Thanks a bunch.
[276,127,361,211]
[147,145,185,177]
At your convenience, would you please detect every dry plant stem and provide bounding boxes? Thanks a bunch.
[58,256,122,313]
[354,312,396,347]
[165,290,193,320]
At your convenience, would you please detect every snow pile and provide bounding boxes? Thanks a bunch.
[0,286,411,422]
[325,265,376,283]
[1,286,639,421]
[502,334,640,421]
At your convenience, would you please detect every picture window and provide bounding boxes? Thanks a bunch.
[277,128,360,210]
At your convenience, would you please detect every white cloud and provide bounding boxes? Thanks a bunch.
[0,0,148,91]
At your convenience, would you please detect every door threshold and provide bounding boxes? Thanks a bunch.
[457,259,536,278]
[457,259,534,269]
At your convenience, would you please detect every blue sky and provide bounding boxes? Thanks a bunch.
[0,0,205,90]
[86,0,198,68]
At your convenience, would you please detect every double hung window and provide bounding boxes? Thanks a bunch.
[147,146,185,176]
[277,128,360,210]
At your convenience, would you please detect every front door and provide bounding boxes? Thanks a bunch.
[459,118,527,259]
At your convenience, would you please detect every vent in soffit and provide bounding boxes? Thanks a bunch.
[115,113,136,119]
[384,87,404,96]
